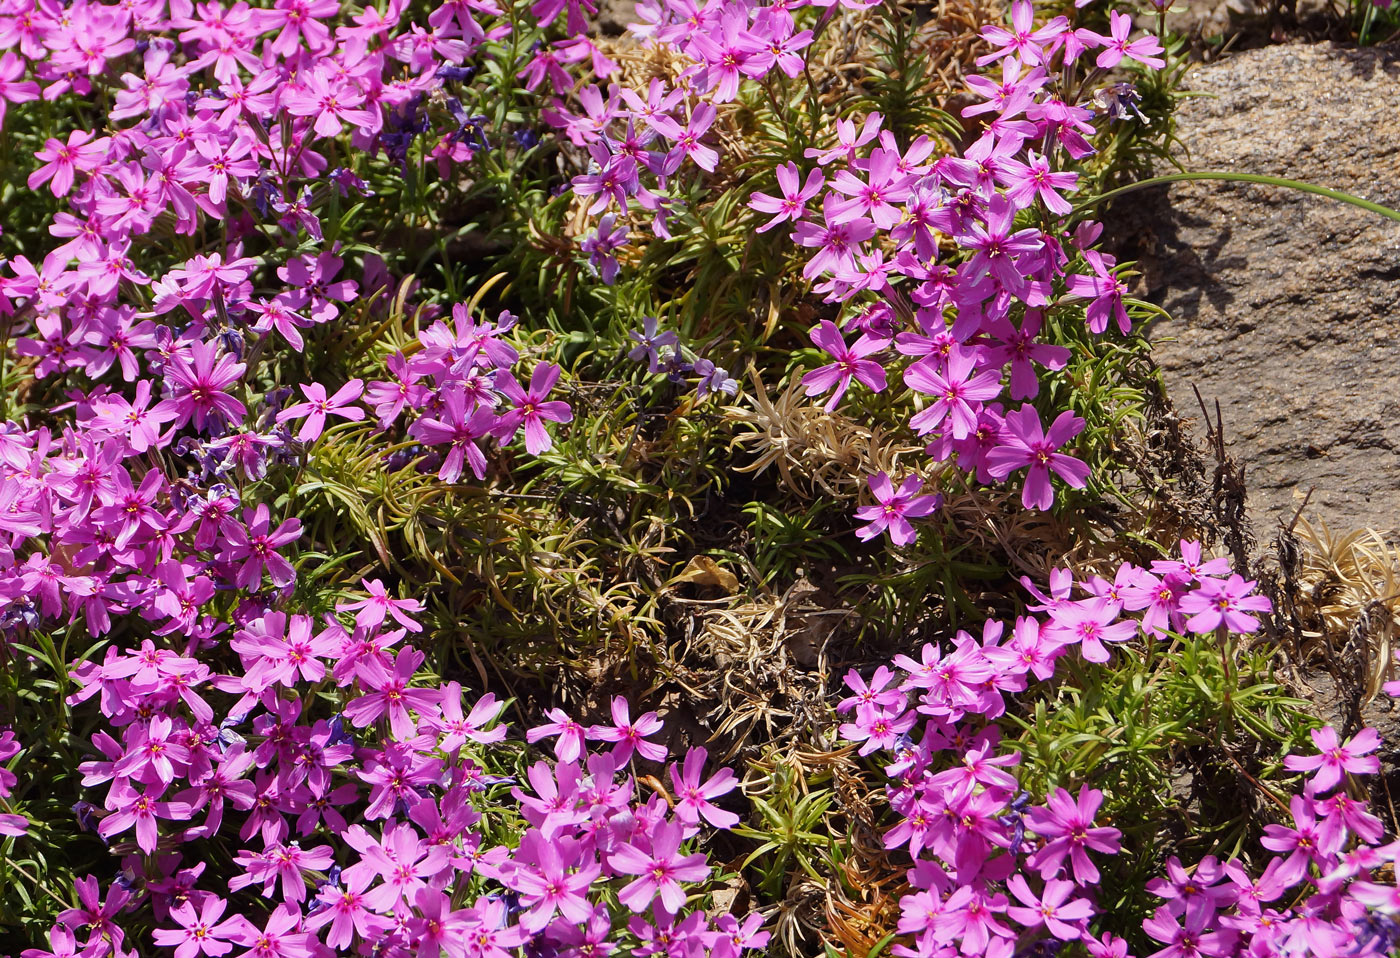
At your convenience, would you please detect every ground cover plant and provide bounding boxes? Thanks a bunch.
[2,0,1400,954]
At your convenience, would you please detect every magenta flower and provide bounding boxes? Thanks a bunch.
[493,362,573,455]
[985,406,1090,510]
[996,150,1078,215]
[159,340,247,431]
[1177,573,1271,634]
[527,708,588,763]
[1066,250,1131,335]
[1092,11,1166,70]
[1261,794,1341,885]
[152,898,251,958]
[976,0,1067,66]
[1142,904,1235,958]
[611,819,711,912]
[276,379,366,442]
[1006,875,1094,940]
[28,129,109,196]
[801,320,887,411]
[336,577,424,632]
[749,162,824,233]
[904,351,1003,439]
[669,746,739,828]
[1026,786,1122,885]
[1284,726,1381,793]
[344,646,442,740]
[305,869,389,951]
[504,828,600,931]
[220,504,303,589]
[588,696,667,763]
[854,472,939,546]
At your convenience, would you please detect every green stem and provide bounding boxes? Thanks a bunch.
[1074,171,1400,224]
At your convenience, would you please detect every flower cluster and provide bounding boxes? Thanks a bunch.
[21,586,753,957]
[1138,722,1397,956]
[834,537,1395,956]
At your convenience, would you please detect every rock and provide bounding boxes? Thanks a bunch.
[1115,41,1400,541]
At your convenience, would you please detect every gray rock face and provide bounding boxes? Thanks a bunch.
[1121,41,1400,539]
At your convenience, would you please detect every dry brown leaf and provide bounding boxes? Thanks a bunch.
[666,556,740,594]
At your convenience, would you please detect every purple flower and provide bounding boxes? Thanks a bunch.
[493,362,573,455]
[800,320,887,411]
[1025,786,1121,885]
[854,473,940,546]
[1177,573,1271,634]
[984,405,1090,510]
[610,819,711,912]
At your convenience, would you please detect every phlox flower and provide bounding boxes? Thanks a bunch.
[433,683,507,750]
[976,0,1067,66]
[800,320,887,412]
[996,149,1078,215]
[1283,726,1381,793]
[344,646,441,740]
[158,339,247,432]
[1260,794,1343,886]
[1177,573,1271,634]
[1006,875,1094,940]
[611,819,711,913]
[493,362,573,455]
[527,708,588,763]
[837,665,905,714]
[504,829,600,931]
[28,129,109,196]
[749,162,824,233]
[1142,904,1235,958]
[984,406,1090,511]
[1026,785,1121,885]
[1091,10,1166,70]
[1065,250,1131,335]
[854,472,940,546]
[588,696,666,763]
[152,898,252,958]
[276,379,366,443]
[670,747,739,828]
[840,704,916,756]
[305,869,390,951]
[1048,599,1136,663]
[337,578,424,632]
[904,351,1002,439]
[220,504,303,589]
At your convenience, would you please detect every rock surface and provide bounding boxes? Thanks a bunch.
[1117,41,1400,541]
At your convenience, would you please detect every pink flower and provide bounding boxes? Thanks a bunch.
[276,379,366,442]
[1092,11,1165,70]
[1283,726,1381,793]
[1006,875,1094,940]
[1177,573,1271,634]
[1026,786,1122,885]
[996,149,1078,215]
[587,696,666,763]
[800,320,887,411]
[220,504,303,589]
[493,362,573,455]
[669,746,739,828]
[610,819,711,912]
[905,351,1003,439]
[985,406,1090,510]
[158,339,247,432]
[527,708,587,763]
[749,162,824,233]
[854,472,939,546]
[28,129,109,196]
[336,578,424,632]
[152,898,251,958]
